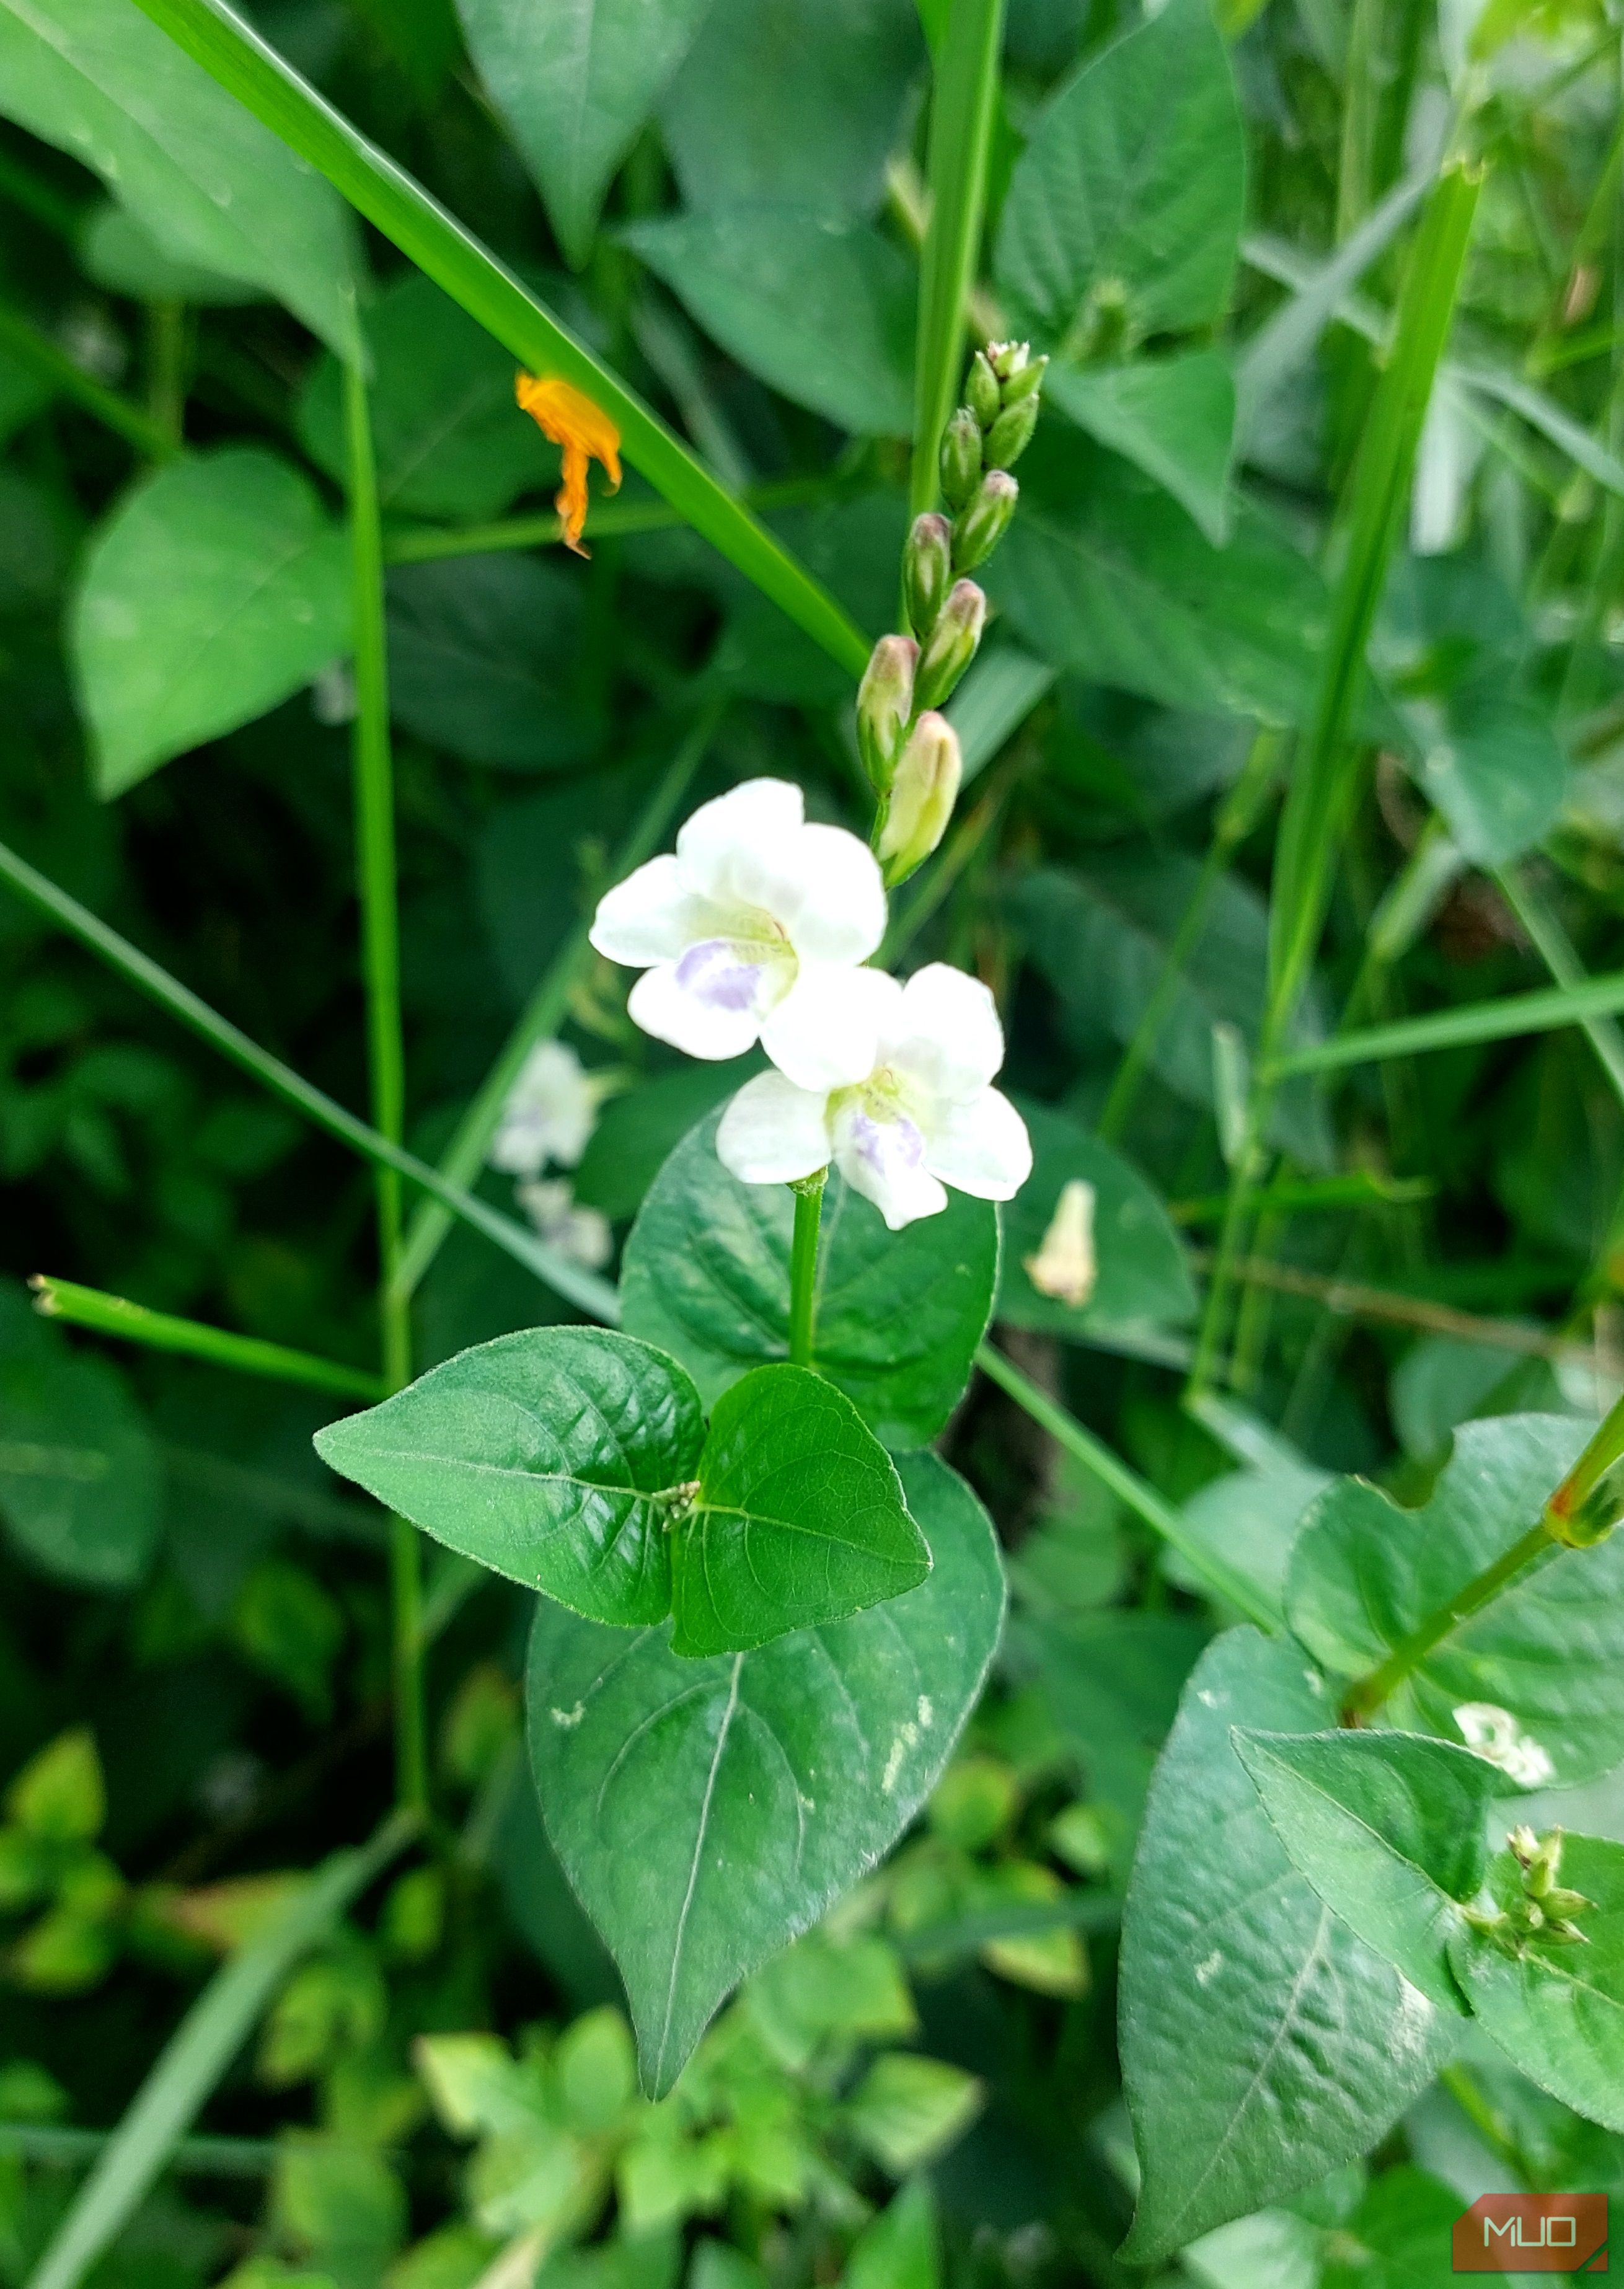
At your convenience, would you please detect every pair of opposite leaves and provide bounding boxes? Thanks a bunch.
[314,1326,930,1658]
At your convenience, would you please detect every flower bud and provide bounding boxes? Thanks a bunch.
[999,351,1048,408]
[952,470,1018,573]
[988,339,1030,383]
[904,513,954,637]
[878,712,962,884]
[985,390,1041,470]
[967,350,1001,429]
[855,634,919,790]
[940,407,982,512]
[915,578,986,711]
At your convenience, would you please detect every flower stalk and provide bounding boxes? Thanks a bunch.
[787,1170,829,1369]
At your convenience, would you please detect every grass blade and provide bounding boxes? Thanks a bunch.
[24,1812,417,2289]
[125,0,871,681]
[0,837,620,1323]
[1493,865,1624,1114]
[911,0,1008,514]
[1264,968,1624,1076]
[29,1277,386,1400]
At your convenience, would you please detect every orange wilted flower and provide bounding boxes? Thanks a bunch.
[514,373,622,556]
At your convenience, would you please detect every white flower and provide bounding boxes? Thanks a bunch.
[588,778,888,1090]
[516,1178,614,1271]
[1025,1178,1097,1308]
[715,962,1032,1230]
[1454,1702,1555,1789]
[489,1040,604,1178]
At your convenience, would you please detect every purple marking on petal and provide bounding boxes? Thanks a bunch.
[675,939,765,1013]
[851,1111,925,1175]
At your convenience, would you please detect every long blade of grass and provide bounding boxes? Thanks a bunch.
[911,0,1008,515]
[1493,865,1624,1113]
[24,1810,417,2289]
[29,1277,386,1400]
[125,0,871,681]
[1264,968,1624,1075]
[0,838,620,1323]
[391,712,718,1305]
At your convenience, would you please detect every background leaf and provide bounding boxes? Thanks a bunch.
[1046,351,1237,544]
[386,555,593,770]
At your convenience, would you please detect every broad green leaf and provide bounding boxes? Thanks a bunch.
[997,1098,1195,1342]
[0,0,360,357]
[660,0,922,219]
[312,1327,705,1627]
[844,2054,981,2171]
[1010,860,1332,1167]
[989,431,1324,725]
[1119,1628,1450,2264]
[619,1110,999,1450]
[1234,1729,1499,2008]
[0,1292,161,1590]
[622,211,914,438]
[1320,2169,1467,2289]
[994,0,1245,348]
[1449,1833,1624,2132]
[386,557,592,770]
[298,272,555,522]
[673,1365,929,1656]
[1046,351,1237,545]
[1287,1413,1624,1784]
[71,449,351,797]
[457,0,715,268]
[78,200,260,304]
[526,1450,1005,2094]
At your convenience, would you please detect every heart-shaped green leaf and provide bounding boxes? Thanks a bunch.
[1287,1413,1624,1783]
[1234,1729,1499,2009]
[672,1364,929,1657]
[620,1111,999,1451]
[526,1451,1005,2094]
[314,1327,704,1627]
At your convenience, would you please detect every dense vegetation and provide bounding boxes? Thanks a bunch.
[2,0,1624,2284]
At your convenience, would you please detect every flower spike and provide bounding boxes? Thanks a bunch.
[515,373,622,556]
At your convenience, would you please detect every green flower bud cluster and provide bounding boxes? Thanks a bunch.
[1466,1827,1595,1956]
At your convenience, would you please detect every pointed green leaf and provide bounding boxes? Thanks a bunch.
[1449,1833,1624,2132]
[72,449,351,797]
[1046,351,1237,544]
[526,1451,1004,2094]
[457,0,715,268]
[1119,1628,1450,2264]
[1320,2169,1469,2289]
[620,1111,999,1450]
[313,1328,705,1627]
[673,1364,929,1656]
[1234,1728,1499,2008]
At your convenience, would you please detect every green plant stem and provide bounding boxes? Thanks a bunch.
[1170,1171,1433,1222]
[0,2127,280,2179]
[1543,1381,1624,1541]
[391,712,717,1303]
[23,1810,417,2289]
[787,1171,828,1369]
[145,300,188,449]
[974,1343,1277,1628]
[1493,863,1624,1111]
[0,837,620,1323]
[344,356,425,1818]
[1341,1520,1558,1721]
[127,0,871,682]
[383,475,860,565]
[1183,1132,1268,1403]
[28,1277,385,1401]
[0,303,177,460]
[1264,966,1624,1077]
[911,0,1007,516]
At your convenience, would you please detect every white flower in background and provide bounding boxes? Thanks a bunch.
[1025,1179,1097,1308]
[1454,1702,1555,1789]
[588,778,888,1090]
[717,962,1031,1230]
[489,1040,604,1179]
[516,1178,614,1272]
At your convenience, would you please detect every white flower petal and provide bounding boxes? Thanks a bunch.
[832,1098,949,1230]
[888,962,1007,1100]
[716,1072,831,1186]
[761,964,896,1092]
[924,1087,1032,1200]
[676,778,805,903]
[589,854,704,968]
[627,961,765,1062]
[492,1041,599,1172]
[776,824,887,964]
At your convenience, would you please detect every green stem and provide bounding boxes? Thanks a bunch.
[975,1343,1278,1629]
[391,710,718,1303]
[1543,1382,1624,1544]
[911,0,1007,516]
[145,300,188,449]
[0,836,620,1321]
[1341,1519,1558,1721]
[1493,863,1624,1113]
[788,1171,828,1369]
[0,303,177,460]
[382,475,862,565]
[29,1277,384,1401]
[0,2126,280,2179]
[344,357,425,1819]
[1183,1126,1267,1405]
[1264,966,1624,1078]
